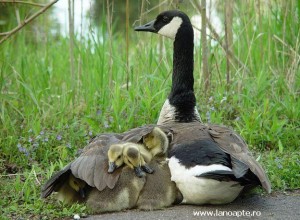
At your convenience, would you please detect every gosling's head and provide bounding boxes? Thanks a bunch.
[123,143,145,178]
[68,175,86,198]
[143,127,169,157]
[107,144,124,173]
[123,144,141,169]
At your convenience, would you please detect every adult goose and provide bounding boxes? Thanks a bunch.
[135,10,271,204]
[41,10,271,210]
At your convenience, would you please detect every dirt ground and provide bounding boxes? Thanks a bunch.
[80,189,300,220]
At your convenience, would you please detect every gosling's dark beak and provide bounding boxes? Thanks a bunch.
[134,20,156,33]
[79,188,85,198]
[108,162,116,173]
[134,166,146,178]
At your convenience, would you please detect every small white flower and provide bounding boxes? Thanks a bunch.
[73,214,80,220]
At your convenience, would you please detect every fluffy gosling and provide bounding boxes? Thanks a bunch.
[56,174,86,204]
[143,127,170,157]
[107,144,125,173]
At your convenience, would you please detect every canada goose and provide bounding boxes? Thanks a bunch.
[42,10,271,210]
[135,10,271,204]
[135,11,201,125]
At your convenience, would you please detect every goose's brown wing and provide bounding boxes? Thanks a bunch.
[70,134,122,191]
[41,134,122,197]
[207,124,272,193]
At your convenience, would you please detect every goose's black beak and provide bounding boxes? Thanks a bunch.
[108,162,116,173]
[134,20,156,33]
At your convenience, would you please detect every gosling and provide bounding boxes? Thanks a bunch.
[56,174,87,204]
[107,143,125,173]
[123,142,154,177]
[143,127,170,157]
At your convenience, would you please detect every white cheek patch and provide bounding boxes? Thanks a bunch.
[158,17,183,39]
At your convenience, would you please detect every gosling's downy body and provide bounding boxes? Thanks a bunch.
[136,127,179,210]
[86,166,146,213]
[136,159,182,210]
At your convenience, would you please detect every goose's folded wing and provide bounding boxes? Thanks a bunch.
[207,124,272,193]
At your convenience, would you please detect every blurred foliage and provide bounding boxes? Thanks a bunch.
[0,1,60,43]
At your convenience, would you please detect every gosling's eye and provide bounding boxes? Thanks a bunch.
[163,16,169,22]
[73,181,78,185]
[118,155,121,159]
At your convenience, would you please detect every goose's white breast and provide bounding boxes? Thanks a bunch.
[168,157,244,204]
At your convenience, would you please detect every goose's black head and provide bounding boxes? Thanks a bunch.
[134,10,191,40]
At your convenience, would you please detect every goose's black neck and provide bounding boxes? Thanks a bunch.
[168,22,198,123]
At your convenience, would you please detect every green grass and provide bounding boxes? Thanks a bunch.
[1,2,300,219]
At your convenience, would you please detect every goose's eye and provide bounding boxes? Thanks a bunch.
[163,16,169,22]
